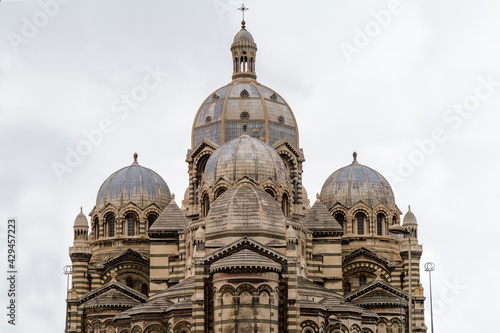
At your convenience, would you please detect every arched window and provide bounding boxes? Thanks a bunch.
[194,155,210,205]
[126,214,136,236]
[282,193,290,217]
[265,188,276,200]
[87,275,92,292]
[106,215,115,237]
[126,276,133,288]
[147,214,158,229]
[359,274,367,286]
[356,212,366,235]
[334,212,345,229]
[94,218,99,240]
[377,213,385,236]
[141,283,148,295]
[344,282,351,294]
[201,193,210,217]
[214,187,227,200]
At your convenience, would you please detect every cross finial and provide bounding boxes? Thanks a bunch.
[133,152,138,163]
[238,4,249,28]
[353,151,357,163]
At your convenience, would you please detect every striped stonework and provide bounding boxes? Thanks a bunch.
[192,258,206,333]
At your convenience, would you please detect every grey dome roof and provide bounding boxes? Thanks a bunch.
[204,134,287,185]
[96,155,171,210]
[403,205,417,226]
[192,80,299,148]
[233,28,255,43]
[74,208,89,227]
[320,157,395,210]
[205,185,285,238]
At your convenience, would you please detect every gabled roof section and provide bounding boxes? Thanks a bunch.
[204,237,287,266]
[149,200,188,233]
[303,198,343,233]
[190,139,219,160]
[210,248,282,273]
[103,248,149,267]
[272,138,303,159]
[342,247,394,267]
[345,279,408,307]
[77,280,147,307]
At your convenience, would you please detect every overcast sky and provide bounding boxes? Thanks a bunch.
[0,0,498,332]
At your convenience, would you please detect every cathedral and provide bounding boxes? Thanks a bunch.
[66,17,427,333]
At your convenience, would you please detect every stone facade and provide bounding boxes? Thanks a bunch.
[66,21,427,333]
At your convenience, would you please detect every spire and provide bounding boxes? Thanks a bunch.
[231,5,257,80]
[238,4,249,28]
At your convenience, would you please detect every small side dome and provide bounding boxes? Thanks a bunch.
[96,153,171,210]
[74,207,89,227]
[205,185,286,240]
[320,152,395,210]
[205,134,287,186]
[403,205,417,226]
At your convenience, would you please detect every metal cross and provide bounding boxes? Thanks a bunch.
[238,4,249,22]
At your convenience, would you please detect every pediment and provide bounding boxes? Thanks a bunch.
[77,280,147,307]
[342,247,392,267]
[103,248,149,268]
[190,139,219,159]
[272,139,303,159]
[345,280,408,306]
[204,237,287,268]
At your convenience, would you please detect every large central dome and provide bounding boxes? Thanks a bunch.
[191,26,299,149]
[192,81,299,149]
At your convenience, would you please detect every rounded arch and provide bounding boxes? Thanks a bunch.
[214,186,227,200]
[124,212,138,236]
[219,284,236,295]
[144,323,166,333]
[236,283,256,295]
[376,212,386,236]
[93,216,100,240]
[333,210,346,229]
[265,187,277,199]
[201,192,210,218]
[301,320,319,333]
[146,212,159,229]
[354,211,367,235]
[282,192,290,217]
[105,213,115,237]
[131,325,143,333]
[173,321,192,333]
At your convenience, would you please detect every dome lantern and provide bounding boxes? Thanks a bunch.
[231,21,257,80]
